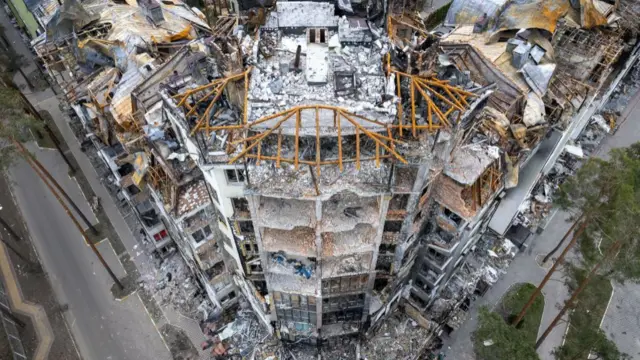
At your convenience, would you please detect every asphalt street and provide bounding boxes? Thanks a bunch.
[9,146,172,360]
[595,88,640,359]
[1,9,172,360]
[443,67,640,360]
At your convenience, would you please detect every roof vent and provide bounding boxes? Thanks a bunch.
[307,28,328,45]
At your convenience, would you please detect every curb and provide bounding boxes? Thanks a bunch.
[0,242,54,360]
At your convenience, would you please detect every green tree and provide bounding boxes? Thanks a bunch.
[553,266,630,360]
[473,307,540,360]
[536,145,640,352]
[513,144,640,326]
[0,82,42,170]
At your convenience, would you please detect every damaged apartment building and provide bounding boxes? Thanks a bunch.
[31,0,640,355]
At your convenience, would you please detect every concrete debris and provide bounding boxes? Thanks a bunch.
[361,310,433,360]
[522,92,546,127]
[29,0,640,355]
[271,252,315,279]
[139,251,212,320]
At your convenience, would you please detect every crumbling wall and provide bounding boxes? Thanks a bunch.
[431,175,475,220]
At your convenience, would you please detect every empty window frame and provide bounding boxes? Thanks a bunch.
[321,293,365,313]
[225,168,246,184]
[237,220,254,234]
[388,194,410,211]
[442,207,463,226]
[273,292,317,325]
[384,220,403,233]
[191,225,213,243]
[321,275,368,295]
[231,197,250,216]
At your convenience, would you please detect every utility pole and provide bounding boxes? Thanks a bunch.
[19,148,123,290]
[535,241,622,349]
[14,141,97,235]
[512,220,588,326]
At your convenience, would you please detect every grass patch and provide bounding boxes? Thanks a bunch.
[32,110,58,149]
[500,283,544,343]
[473,283,543,360]
[554,268,622,360]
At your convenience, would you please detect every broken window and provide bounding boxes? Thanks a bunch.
[374,278,389,292]
[240,238,259,257]
[253,280,268,296]
[209,185,219,204]
[322,294,365,313]
[126,184,141,196]
[220,291,236,304]
[117,163,134,177]
[249,263,263,273]
[231,197,250,217]
[205,261,225,280]
[322,294,365,325]
[388,194,410,211]
[443,207,463,226]
[375,256,393,273]
[425,247,448,267]
[321,275,368,295]
[378,243,396,254]
[417,276,435,294]
[383,220,403,233]
[191,225,212,243]
[225,168,246,184]
[273,292,317,325]
[237,220,254,235]
[409,291,428,309]
[435,225,455,243]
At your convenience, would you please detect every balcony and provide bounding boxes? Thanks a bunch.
[262,226,317,258]
[323,252,372,278]
[257,197,316,230]
[321,192,380,232]
[321,224,376,257]
[267,253,318,295]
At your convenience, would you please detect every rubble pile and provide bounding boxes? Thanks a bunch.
[515,52,640,231]
[139,252,211,320]
[26,0,640,354]
[361,311,432,360]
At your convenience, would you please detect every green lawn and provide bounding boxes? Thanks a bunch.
[473,283,543,360]
[554,271,620,360]
[500,283,545,343]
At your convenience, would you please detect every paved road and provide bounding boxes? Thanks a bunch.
[443,66,640,359]
[442,210,574,360]
[596,87,640,360]
[1,9,172,360]
[9,146,171,360]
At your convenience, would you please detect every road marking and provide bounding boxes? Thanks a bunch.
[599,282,615,328]
[62,312,82,360]
[115,289,136,302]
[136,293,171,354]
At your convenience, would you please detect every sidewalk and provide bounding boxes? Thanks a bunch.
[0,171,80,360]
[2,8,207,358]
[441,210,574,360]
